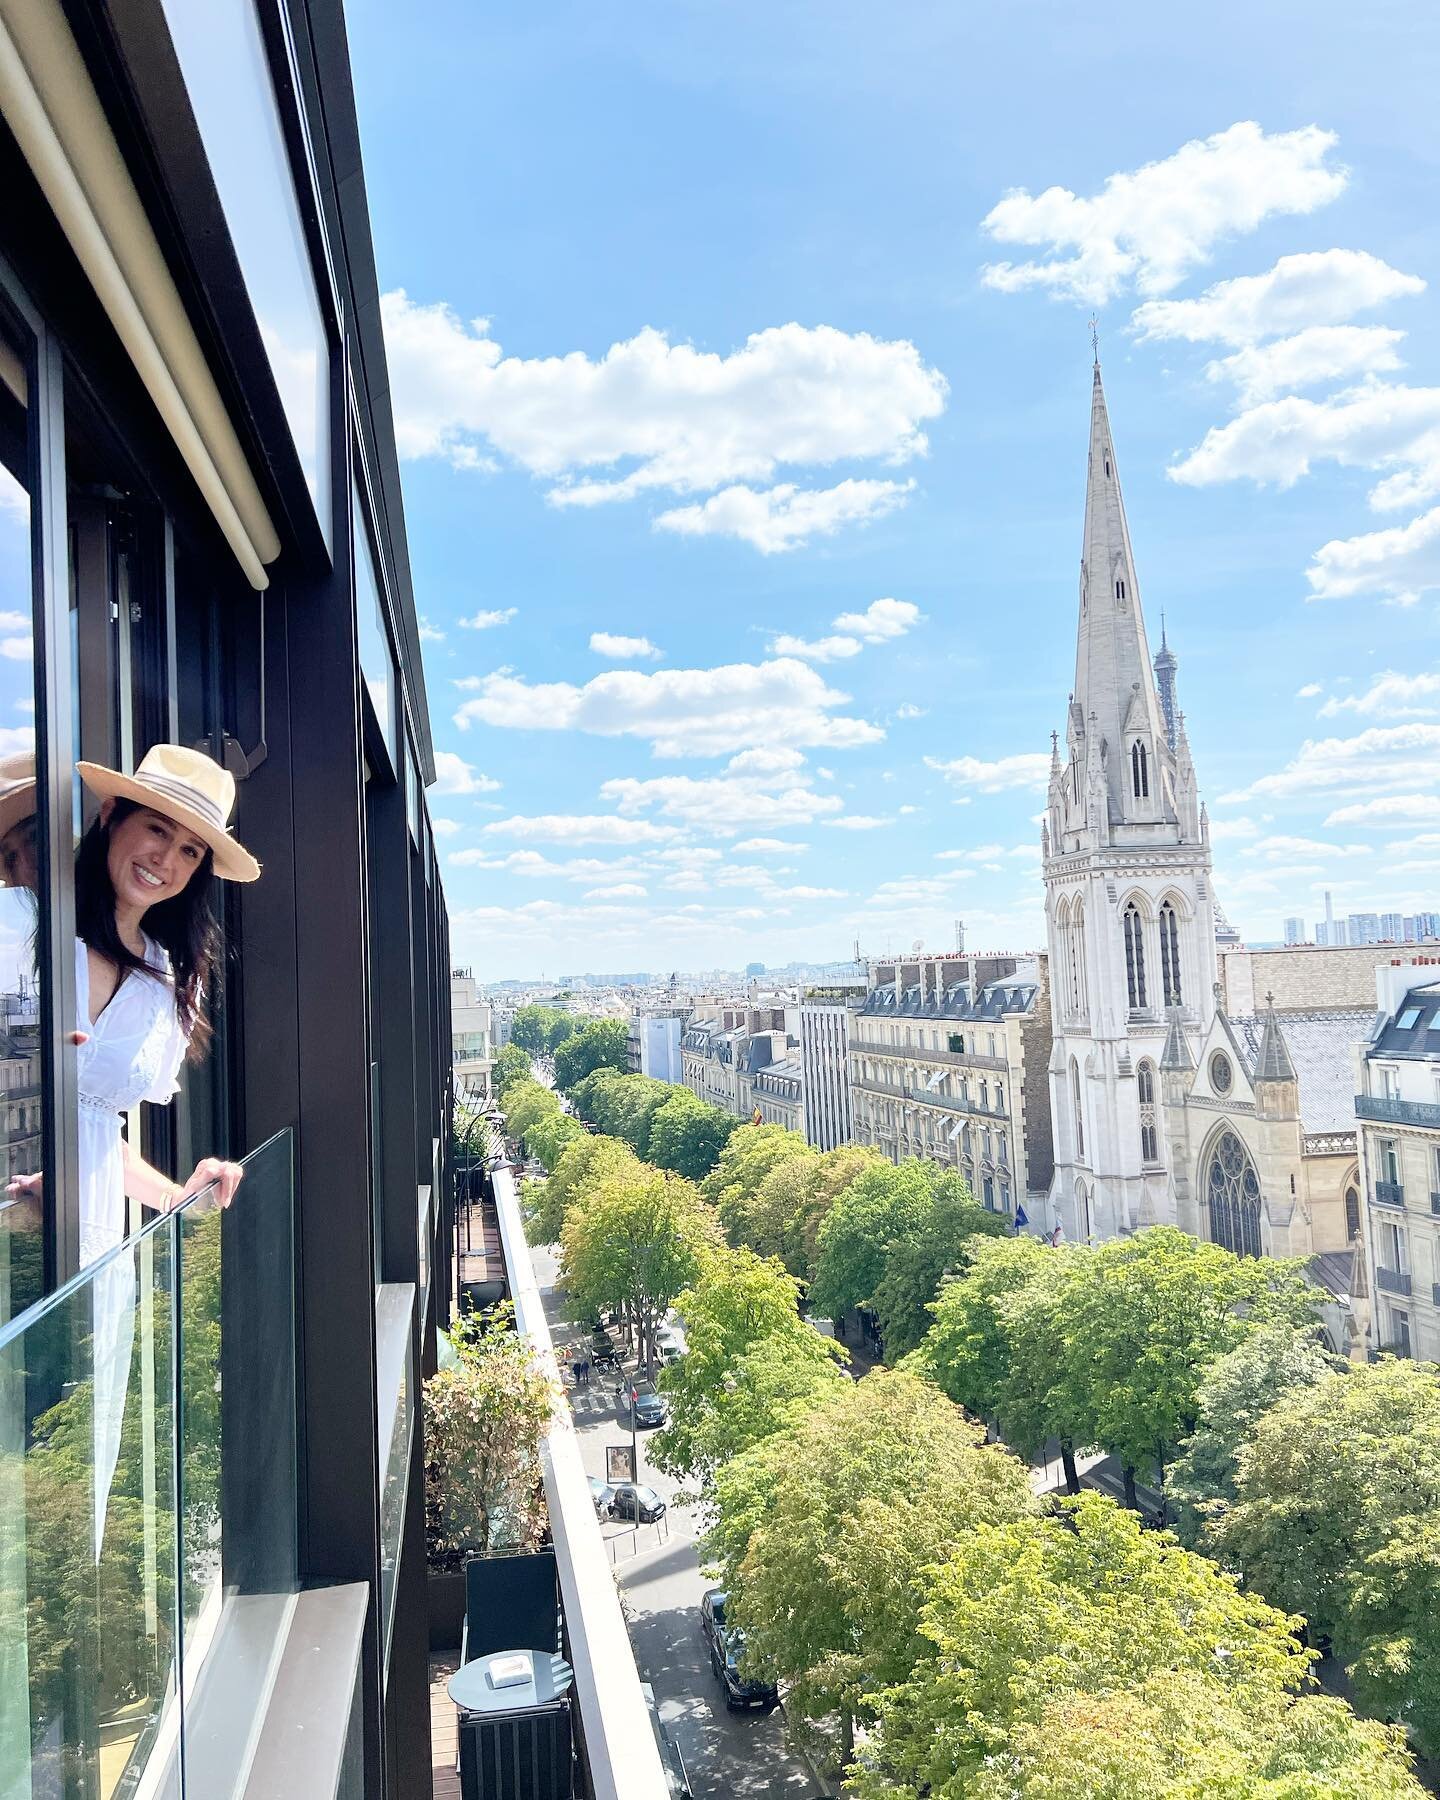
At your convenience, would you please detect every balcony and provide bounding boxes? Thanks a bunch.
[851,1075,1008,1120]
[1356,1092,1440,1129]
[1376,1265,1412,1296]
[848,1036,1008,1071]
[0,1131,311,1799]
[1374,1180,1406,1208]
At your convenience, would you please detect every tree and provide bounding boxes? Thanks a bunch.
[553,1017,629,1090]
[492,1042,531,1100]
[993,1244,1092,1493]
[424,1304,554,1566]
[808,1159,938,1324]
[1057,1226,1320,1507]
[570,1068,672,1158]
[651,1245,845,1493]
[853,1491,1322,1798]
[785,1144,885,1282]
[701,1124,816,1253]
[918,1233,1056,1425]
[1210,1356,1440,1755]
[525,1107,585,1173]
[509,1004,576,1056]
[869,1172,1009,1359]
[560,1163,720,1371]
[502,1078,561,1149]
[647,1087,737,1181]
[707,1368,1035,1753]
[545,1132,640,1222]
[1167,1321,1339,1548]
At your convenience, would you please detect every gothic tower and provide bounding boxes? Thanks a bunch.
[1042,358,1217,1242]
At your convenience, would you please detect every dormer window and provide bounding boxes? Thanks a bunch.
[1115,578,1127,601]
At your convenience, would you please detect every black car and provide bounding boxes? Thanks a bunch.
[591,1339,619,1370]
[609,1482,667,1524]
[630,1385,669,1428]
[700,1589,778,1711]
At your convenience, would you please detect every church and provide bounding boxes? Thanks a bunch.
[1039,362,1371,1350]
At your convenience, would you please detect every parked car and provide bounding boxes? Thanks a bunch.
[630,1386,669,1429]
[588,1476,613,1517]
[700,1589,779,1712]
[609,1483,667,1524]
[591,1339,619,1370]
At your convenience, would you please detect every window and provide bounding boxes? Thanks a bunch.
[1390,1310,1412,1358]
[1398,1006,1422,1030]
[1115,578,1126,601]
[1206,1130,1262,1258]
[1138,1060,1158,1163]
[1069,900,1086,1013]
[1209,1051,1232,1095]
[1344,1185,1361,1241]
[1104,457,1111,477]
[354,475,397,770]
[1070,1057,1084,1159]
[1131,739,1149,799]
[1123,904,1147,1010]
[996,1081,1005,1111]
[980,1080,989,1110]
[948,1032,964,1053]
[1380,1137,1401,1184]
[1380,1066,1400,1100]
[1159,902,1182,1007]
[1378,1217,1406,1272]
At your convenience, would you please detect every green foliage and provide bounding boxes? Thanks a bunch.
[502,1077,560,1147]
[701,1124,817,1253]
[509,1004,579,1056]
[652,1245,846,1494]
[706,1368,1036,1737]
[1058,1227,1320,1482]
[646,1087,737,1181]
[424,1304,554,1566]
[918,1233,1056,1424]
[569,1067,672,1158]
[854,1492,1319,1798]
[492,1042,531,1100]
[559,1162,720,1367]
[1167,1322,1340,1547]
[786,1143,887,1282]
[1210,1356,1440,1755]
[524,1107,585,1173]
[869,1171,1009,1359]
[553,1017,629,1091]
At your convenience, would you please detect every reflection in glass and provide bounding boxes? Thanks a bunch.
[158,0,331,544]
[354,481,396,765]
[0,310,45,1332]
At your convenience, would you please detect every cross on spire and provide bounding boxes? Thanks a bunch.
[1089,314,1099,366]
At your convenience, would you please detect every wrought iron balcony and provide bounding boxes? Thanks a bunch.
[1356,1092,1440,1129]
[1374,1180,1405,1208]
[1376,1265,1412,1296]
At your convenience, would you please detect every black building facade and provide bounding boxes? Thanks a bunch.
[0,1,451,1794]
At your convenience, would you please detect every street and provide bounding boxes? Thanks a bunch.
[531,1245,820,1800]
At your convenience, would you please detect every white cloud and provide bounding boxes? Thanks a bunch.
[479,814,682,845]
[583,883,648,900]
[895,702,927,720]
[1221,723,1440,802]
[768,633,862,662]
[774,885,847,901]
[1324,795,1440,828]
[432,750,502,795]
[981,123,1347,305]
[460,607,517,630]
[1169,382,1440,513]
[1132,249,1423,346]
[733,837,808,854]
[1206,327,1406,406]
[1207,815,1261,840]
[418,616,446,643]
[936,843,1008,861]
[450,849,652,878]
[823,815,893,831]
[1316,671,1440,718]
[382,293,947,501]
[1296,683,1322,699]
[453,657,883,757]
[654,478,914,553]
[1308,506,1440,606]
[925,751,1051,794]
[431,818,462,838]
[600,748,844,834]
[831,597,924,641]
[590,632,662,660]
[0,635,33,662]
[1242,834,1370,860]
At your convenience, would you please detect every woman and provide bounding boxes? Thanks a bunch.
[72,743,259,1552]
[74,742,259,1264]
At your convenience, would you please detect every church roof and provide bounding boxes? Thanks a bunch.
[1254,1001,1298,1084]
[1229,1009,1372,1134]
[1160,1008,1194,1072]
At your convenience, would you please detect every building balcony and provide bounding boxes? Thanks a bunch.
[1376,1265,1412,1296]
[1374,1180,1406,1208]
[1356,1092,1440,1130]
[848,1036,1008,1071]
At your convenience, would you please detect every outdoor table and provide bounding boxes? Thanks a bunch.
[449,1650,573,1716]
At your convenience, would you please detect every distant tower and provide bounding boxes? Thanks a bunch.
[1154,615,1179,754]
[1043,356,1217,1244]
[954,918,965,954]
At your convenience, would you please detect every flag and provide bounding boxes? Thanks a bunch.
[1014,1204,1029,1232]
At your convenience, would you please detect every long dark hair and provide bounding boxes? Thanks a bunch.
[75,797,220,1057]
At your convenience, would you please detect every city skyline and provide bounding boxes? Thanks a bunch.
[347,1,1440,979]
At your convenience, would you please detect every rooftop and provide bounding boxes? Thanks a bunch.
[1228,1009,1374,1135]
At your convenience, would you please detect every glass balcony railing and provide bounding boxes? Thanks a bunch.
[0,1128,296,1798]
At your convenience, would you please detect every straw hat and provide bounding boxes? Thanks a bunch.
[77,744,260,882]
[0,750,35,846]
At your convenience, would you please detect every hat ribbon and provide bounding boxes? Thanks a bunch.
[133,772,229,832]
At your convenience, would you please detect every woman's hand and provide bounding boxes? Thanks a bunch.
[182,1158,244,1209]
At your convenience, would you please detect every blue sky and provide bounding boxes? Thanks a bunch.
[347,0,1440,978]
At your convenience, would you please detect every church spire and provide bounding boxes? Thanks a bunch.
[1072,361,1171,825]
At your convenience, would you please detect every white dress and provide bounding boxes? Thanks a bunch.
[76,936,190,1555]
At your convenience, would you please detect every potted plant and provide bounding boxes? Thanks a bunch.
[424,1303,555,1649]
